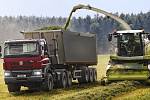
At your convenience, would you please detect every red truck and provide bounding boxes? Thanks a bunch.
[3,30,97,92]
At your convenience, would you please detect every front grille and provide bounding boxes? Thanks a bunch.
[11,71,32,77]
[12,66,32,70]
[11,61,32,66]
[12,62,18,66]
[11,61,33,70]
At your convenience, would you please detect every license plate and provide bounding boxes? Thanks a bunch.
[17,74,26,78]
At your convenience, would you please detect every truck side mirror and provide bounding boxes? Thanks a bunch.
[44,44,48,51]
[148,34,150,40]
[0,46,2,58]
[44,51,49,56]
[108,34,112,41]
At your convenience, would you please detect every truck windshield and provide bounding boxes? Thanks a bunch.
[118,33,143,56]
[4,42,39,57]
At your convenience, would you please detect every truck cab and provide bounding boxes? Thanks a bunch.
[3,39,51,92]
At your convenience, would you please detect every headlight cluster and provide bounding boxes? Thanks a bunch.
[4,71,11,77]
[33,69,42,76]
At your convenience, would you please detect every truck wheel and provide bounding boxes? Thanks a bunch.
[42,73,54,91]
[28,87,37,92]
[58,72,67,88]
[93,69,97,82]
[89,69,94,82]
[67,71,72,87]
[28,84,40,92]
[7,84,21,93]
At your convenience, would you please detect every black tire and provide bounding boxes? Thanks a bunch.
[57,72,67,88]
[78,67,89,83]
[93,69,97,82]
[28,85,40,92]
[84,69,90,83]
[42,73,54,91]
[101,79,106,86]
[78,77,84,83]
[67,71,72,87]
[7,84,21,93]
[101,77,108,86]
[89,69,94,83]
[28,87,37,92]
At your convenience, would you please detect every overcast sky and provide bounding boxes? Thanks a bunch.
[0,0,149,17]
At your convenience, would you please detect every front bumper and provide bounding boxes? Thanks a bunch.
[4,70,43,84]
[5,76,43,84]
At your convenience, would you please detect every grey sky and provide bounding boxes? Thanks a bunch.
[0,0,149,17]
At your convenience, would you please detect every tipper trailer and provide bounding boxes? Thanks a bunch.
[3,30,97,92]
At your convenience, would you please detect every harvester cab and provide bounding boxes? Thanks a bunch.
[102,30,150,85]
[108,30,148,57]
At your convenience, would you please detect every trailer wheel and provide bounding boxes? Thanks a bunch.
[89,69,94,82]
[93,69,97,82]
[58,72,67,88]
[42,73,54,91]
[78,67,89,83]
[67,71,72,87]
[7,84,21,93]
[85,69,90,83]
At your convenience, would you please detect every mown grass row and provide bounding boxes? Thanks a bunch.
[114,85,150,100]
[65,81,139,100]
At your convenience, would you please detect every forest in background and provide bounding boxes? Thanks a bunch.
[0,12,150,54]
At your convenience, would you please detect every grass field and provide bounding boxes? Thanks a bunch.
[114,86,150,100]
[0,55,141,100]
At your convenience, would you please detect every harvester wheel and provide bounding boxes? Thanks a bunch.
[78,67,89,83]
[101,77,109,86]
[7,84,21,93]
[42,73,54,91]
[101,80,106,86]
[67,71,72,87]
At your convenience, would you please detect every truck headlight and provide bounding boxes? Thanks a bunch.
[33,69,42,76]
[4,71,11,77]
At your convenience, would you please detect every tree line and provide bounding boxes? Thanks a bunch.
[0,12,150,54]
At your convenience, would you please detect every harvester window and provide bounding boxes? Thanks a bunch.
[118,34,142,56]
